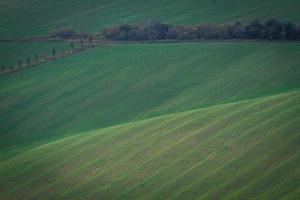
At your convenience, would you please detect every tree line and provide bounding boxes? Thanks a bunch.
[49,27,93,42]
[102,19,300,41]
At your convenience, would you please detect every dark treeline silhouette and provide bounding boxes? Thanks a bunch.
[103,19,300,41]
[50,27,76,39]
[49,27,90,40]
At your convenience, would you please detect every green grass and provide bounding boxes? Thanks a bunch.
[1,0,300,37]
[0,89,299,200]
[1,1,300,199]
[1,42,300,157]
[0,42,72,66]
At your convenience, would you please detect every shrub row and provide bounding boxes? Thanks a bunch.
[103,19,300,41]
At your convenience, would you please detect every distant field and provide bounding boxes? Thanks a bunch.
[1,42,300,157]
[1,0,300,37]
[0,90,299,200]
[0,42,72,66]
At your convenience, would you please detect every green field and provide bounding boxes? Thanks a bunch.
[1,0,300,37]
[0,42,71,66]
[0,0,300,199]
[1,42,300,158]
[0,90,299,200]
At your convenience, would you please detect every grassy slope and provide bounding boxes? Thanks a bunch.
[1,0,300,37]
[1,42,300,154]
[0,42,71,66]
[0,0,299,198]
[0,90,299,200]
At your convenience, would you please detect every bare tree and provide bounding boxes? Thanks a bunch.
[144,17,155,41]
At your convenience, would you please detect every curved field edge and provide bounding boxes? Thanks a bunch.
[1,42,300,154]
[0,89,299,200]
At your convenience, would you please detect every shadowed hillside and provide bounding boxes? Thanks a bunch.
[1,0,300,37]
[1,42,300,156]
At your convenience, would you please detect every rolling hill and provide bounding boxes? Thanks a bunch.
[1,0,300,37]
[1,0,300,199]
[0,89,299,200]
[1,42,300,159]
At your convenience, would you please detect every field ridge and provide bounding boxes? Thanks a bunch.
[0,89,299,199]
